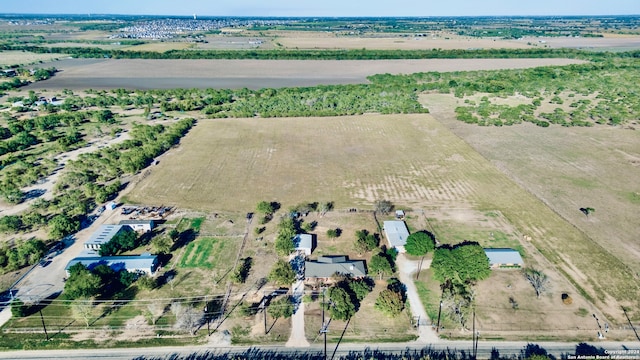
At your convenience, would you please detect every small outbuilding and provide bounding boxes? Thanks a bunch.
[293,233,314,256]
[119,219,155,233]
[484,248,524,269]
[383,220,410,253]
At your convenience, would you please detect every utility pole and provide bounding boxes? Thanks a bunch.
[436,298,443,332]
[319,288,328,360]
[472,308,478,360]
[263,291,268,335]
[39,308,49,341]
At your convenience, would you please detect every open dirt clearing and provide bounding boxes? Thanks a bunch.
[25,58,584,90]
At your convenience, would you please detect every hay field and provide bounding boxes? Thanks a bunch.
[269,31,532,50]
[0,50,67,66]
[128,113,639,323]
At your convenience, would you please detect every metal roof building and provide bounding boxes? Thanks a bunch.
[118,219,155,233]
[484,248,524,268]
[305,256,366,280]
[65,253,159,275]
[84,224,132,250]
[293,233,314,256]
[383,220,410,253]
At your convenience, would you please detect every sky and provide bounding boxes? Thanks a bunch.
[2,0,639,17]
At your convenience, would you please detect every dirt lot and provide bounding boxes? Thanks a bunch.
[24,58,584,91]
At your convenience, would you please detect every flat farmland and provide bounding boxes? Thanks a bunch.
[0,50,67,66]
[25,58,583,90]
[272,31,532,50]
[420,94,640,322]
[128,113,640,324]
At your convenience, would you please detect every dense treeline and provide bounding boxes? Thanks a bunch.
[0,238,47,274]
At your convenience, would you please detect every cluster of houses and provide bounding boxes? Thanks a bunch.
[65,220,159,277]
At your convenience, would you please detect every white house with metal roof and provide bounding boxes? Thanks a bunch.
[484,248,524,269]
[84,224,133,251]
[65,253,159,276]
[383,220,410,253]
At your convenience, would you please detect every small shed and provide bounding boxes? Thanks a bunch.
[293,233,314,256]
[484,248,524,269]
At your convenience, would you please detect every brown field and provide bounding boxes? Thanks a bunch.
[0,50,68,66]
[122,42,194,52]
[271,31,532,50]
[126,113,640,326]
[25,58,584,90]
[420,94,640,321]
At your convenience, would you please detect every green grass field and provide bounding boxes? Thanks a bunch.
[178,237,225,269]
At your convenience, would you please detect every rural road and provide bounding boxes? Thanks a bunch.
[0,340,637,360]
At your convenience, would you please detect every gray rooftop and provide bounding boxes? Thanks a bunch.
[119,219,154,225]
[65,254,158,273]
[293,233,313,250]
[484,249,524,266]
[383,221,410,248]
[305,256,366,278]
[85,225,129,246]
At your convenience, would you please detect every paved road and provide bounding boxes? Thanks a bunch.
[0,340,637,360]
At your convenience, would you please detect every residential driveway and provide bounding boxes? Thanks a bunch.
[285,280,310,347]
[396,253,440,344]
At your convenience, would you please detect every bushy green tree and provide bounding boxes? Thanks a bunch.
[404,231,435,256]
[369,252,394,278]
[354,229,378,253]
[432,242,490,286]
[375,289,405,316]
[268,259,296,286]
[64,263,102,299]
[328,286,355,320]
[268,296,294,319]
[48,214,79,239]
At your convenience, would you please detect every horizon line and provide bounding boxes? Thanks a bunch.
[1,13,639,18]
